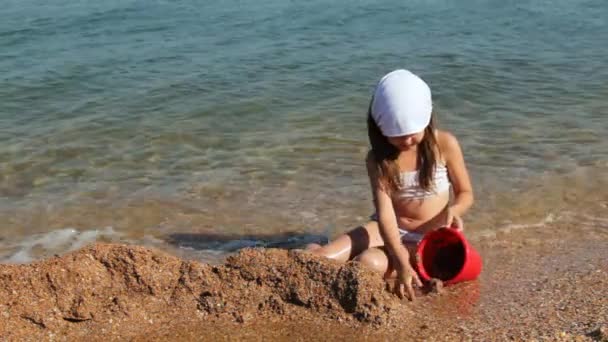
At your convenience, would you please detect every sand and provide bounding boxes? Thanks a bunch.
[1,224,606,341]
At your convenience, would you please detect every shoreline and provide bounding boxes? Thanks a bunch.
[1,224,606,341]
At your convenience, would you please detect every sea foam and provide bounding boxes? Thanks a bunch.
[1,227,121,264]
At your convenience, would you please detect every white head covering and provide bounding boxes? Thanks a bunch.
[371,69,433,137]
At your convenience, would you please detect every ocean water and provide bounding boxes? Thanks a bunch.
[1,0,607,263]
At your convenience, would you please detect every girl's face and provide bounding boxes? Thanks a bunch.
[387,130,425,151]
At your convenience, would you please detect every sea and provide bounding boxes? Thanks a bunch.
[1,0,607,263]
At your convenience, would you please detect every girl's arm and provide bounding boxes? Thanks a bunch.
[366,152,421,299]
[441,132,474,217]
[366,153,404,259]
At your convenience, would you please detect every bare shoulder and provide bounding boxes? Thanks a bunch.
[366,149,374,161]
[435,130,464,164]
[435,130,462,156]
[365,149,376,170]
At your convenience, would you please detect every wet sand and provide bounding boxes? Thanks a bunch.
[1,223,606,341]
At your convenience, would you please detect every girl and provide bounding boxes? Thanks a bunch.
[308,69,474,301]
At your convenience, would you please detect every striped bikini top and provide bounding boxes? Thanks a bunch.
[397,164,451,200]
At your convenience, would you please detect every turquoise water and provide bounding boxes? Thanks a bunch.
[1,0,607,262]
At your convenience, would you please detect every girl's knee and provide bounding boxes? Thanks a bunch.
[354,248,388,273]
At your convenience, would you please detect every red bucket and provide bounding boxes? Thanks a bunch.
[415,227,482,285]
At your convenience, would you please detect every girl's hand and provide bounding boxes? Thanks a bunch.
[393,259,423,301]
[445,207,464,231]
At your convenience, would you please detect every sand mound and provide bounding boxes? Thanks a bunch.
[2,227,607,341]
[0,243,414,338]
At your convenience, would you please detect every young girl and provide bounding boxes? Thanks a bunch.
[308,69,474,301]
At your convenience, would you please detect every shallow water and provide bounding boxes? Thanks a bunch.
[1,0,607,262]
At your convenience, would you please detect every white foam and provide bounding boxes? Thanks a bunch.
[1,227,121,264]
[474,213,556,240]
[473,211,608,241]
[559,212,608,229]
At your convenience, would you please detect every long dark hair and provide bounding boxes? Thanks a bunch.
[367,102,439,195]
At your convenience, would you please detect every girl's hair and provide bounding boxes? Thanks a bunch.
[367,102,439,195]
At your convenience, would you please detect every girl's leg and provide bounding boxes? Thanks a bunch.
[308,221,384,262]
[354,243,419,278]
[354,247,390,275]
[304,243,322,251]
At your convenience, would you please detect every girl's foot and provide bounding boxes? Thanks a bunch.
[304,243,322,251]
[290,243,322,255]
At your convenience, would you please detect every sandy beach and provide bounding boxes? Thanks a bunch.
[1,222,606,341]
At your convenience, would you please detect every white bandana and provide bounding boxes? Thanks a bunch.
[371,69,433,137]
